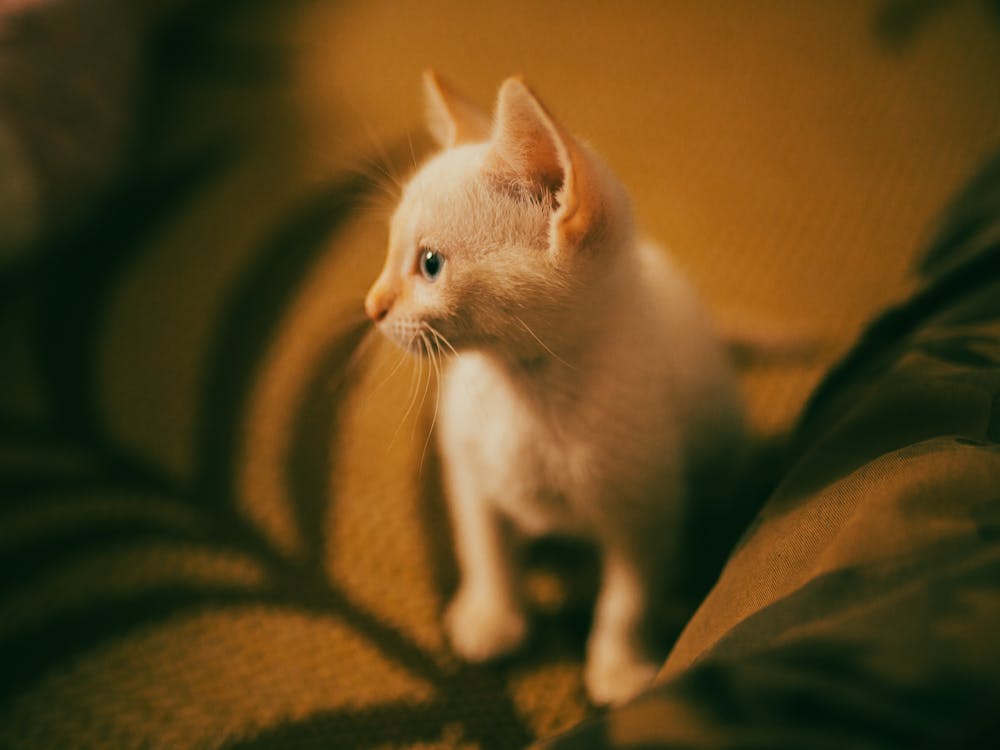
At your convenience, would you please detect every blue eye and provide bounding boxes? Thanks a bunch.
[419,248,443,281]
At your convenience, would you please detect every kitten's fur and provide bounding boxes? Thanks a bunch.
[365,72,745,705]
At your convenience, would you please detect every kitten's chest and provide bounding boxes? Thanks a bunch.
[439,355,586,535]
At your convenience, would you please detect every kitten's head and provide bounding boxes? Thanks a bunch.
[365,72,631,360]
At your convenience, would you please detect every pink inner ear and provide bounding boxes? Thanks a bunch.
[487,82,568,203]
[487,77,607,252]
[538,163,565,203]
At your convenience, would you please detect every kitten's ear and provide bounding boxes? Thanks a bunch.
[487,77,604,252]
[423,70,491,148]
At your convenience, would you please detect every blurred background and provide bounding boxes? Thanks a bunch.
[0,1,998,747]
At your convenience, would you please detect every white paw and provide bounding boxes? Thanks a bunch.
[444,589,528,663]
[584,646,659,706]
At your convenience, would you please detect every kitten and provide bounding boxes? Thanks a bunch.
[365,72,746,705]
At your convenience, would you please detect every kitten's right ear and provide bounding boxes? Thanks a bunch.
[488,78,606,254]
[423,70,491,149]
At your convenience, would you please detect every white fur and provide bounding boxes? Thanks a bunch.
[365,76,745,705]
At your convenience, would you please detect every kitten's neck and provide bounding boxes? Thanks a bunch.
[487,232,643,391]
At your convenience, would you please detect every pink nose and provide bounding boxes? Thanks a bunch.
[364,287,394,322]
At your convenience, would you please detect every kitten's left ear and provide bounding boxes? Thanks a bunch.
[423,70,491,148]
[487,77,605,252]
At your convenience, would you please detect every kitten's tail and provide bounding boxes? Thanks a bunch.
[714,311,825,365]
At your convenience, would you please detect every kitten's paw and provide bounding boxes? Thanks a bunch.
[584,648,659,706]
[444,590,528,663]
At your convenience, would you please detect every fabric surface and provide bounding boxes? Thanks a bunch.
[1,1,1000,748]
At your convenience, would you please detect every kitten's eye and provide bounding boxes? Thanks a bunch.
[419,248,444,281]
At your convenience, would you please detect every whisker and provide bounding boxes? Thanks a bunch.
[412,331,434,443]
[419,327,443,476]
[345,98,404,196]
[389,332,425,450]
[367,163,403,200]
[335,95,407,207]
[426,325,458,359]
[346,162,400,211]
[354,190,398,222]
[321,143,399,211]
[424,325,488,425]
[514,314,578,370]
[369,342,408,397]
[407,132,419,172]
[330,323,376,388]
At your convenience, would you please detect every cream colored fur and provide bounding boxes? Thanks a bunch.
[365,72,745,705]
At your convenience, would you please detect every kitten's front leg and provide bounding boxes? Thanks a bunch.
[443,473,527,662]
[585,544,661,705]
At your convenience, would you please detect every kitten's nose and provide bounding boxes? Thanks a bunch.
[364,287,394,323]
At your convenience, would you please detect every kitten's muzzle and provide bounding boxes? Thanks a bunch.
[364,285,395,323]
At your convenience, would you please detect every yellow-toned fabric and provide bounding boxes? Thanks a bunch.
[1,2,999,748]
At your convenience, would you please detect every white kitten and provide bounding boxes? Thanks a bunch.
[365,72,746,705]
